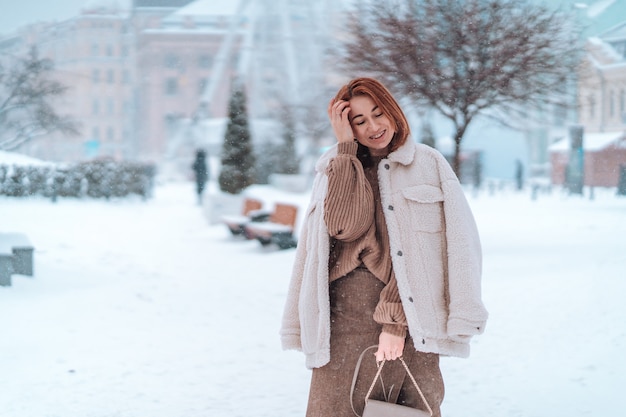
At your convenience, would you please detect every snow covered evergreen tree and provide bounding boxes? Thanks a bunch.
[218,84,255,194]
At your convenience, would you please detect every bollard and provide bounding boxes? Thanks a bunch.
[618,165,626,196]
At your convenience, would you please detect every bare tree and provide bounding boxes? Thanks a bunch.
[0,46,79,151]
[338,0,582,175]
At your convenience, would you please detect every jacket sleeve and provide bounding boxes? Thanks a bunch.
[280,170,330,352]
[280,228,310,351]
[324,142,374,242]
[436,153,488,340]
[280,169,320,351]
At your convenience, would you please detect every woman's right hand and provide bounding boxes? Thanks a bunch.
[327,98,355,144]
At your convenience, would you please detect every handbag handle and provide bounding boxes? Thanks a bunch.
[350,345,434,417]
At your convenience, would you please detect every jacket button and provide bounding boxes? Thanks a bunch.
[408,297,413,302]
[422,338,426,345]
[397,250,403,256]
[384,163,390,169]
[388,205,394,210]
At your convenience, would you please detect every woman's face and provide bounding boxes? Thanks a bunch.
[348,95,396,156]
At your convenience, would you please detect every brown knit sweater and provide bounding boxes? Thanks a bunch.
[324,141,407,337]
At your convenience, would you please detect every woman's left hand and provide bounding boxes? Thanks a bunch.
[375,332,405,362]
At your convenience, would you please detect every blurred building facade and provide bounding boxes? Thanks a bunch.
[133,0,244,164]
[0,4,135,161]
[578,22,626,133]
[0,0,345,168]
[5,0,623,185]
[549,20,626,188]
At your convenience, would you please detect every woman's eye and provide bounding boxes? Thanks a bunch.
[355,120,364,126]
[375,113,383,118]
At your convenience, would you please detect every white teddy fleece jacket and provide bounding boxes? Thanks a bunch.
[280,140,488,369]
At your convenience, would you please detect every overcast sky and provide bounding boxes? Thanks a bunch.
[0,0,131,36]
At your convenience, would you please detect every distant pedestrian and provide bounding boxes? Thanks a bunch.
[192,149,209,205]
[515,159,524,191]
[473,157,483,191]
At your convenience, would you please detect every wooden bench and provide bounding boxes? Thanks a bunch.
[0,233,34,287]
[221,198,271,236]
[243,203,298,249]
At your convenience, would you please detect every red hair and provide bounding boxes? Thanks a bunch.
[334,77,410,152]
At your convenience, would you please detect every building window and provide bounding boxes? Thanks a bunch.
[198,55,212,68]
[107,126,114,140]
[620,89,625,119]
[121,45,128,57]
[106,44,113,56]
[92,126,100,140]
[92,69,100,83]
[164,54,180,69]
[588,96,595,119]
[610,90,615,118]
[92,43,99,56]
[107,69,114,84]
[107,98,114,115]
[92,99,99,115]
[122,70,130,84]
[165,78,178,95]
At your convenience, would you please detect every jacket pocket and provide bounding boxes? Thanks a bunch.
[402,185,444,233]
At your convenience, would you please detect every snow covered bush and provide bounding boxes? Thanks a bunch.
[0,161,156,200]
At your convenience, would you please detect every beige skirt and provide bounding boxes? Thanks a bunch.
[306,266,445,417]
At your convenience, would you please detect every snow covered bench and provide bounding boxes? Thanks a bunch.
[243,203,298,249]
[221,198,271,236]
[0,233,34,287]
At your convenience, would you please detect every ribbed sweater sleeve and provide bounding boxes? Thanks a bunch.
[323,142,374,242]
[374,272,407,337]
[324,142,407,338]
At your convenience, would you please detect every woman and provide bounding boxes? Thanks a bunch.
[280,77,488,417]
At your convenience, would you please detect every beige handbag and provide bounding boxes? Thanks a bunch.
[351,346,433,417]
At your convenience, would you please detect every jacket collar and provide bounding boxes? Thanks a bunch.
[315,140,416,173]
[387,140,416,166]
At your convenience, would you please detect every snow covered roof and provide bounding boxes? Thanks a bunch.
[548,131,626,152]
[588,36,624,63]
[158,0,244,30]
[170,0,242,17]
[161,0,242,24]
[133,0,194,8]
[81,0,129,13]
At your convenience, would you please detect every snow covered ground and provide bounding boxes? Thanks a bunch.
[1,181,624,417]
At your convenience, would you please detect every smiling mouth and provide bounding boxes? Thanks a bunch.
[370,130,386,140]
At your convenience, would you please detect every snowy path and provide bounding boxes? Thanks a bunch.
[1,183,625,417]
[1,184,308,417]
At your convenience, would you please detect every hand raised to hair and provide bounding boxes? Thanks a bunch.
[327,98,355,144]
